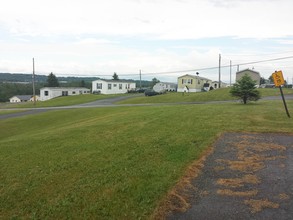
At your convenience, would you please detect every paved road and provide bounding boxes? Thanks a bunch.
[167,133,293,220]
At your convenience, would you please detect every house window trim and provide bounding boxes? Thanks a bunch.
[97,83,102,89]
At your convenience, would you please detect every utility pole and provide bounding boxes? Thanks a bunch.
[219,54,221,88]
[32,58,36,106]
[230,60,232,86]
[139,70,142,89]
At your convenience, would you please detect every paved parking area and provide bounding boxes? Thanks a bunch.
[168,133,293,220]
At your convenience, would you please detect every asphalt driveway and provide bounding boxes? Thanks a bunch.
[167,133,293,220]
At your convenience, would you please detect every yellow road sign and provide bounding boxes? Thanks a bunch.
[272,71,285,87]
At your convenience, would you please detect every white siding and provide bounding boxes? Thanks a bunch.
[92,80,136,94]
[40,87,90,101]
[153,82,177,92]
[9,97,21,103]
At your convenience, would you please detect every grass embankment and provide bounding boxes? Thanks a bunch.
[1,94,130,109]
[0,110,26,115]
[118,88,293,104]
[0,100,292,219]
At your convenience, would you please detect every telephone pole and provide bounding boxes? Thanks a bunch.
[219,54,221,88]
[139,70,142,89]
[230,60,232,86]
[32,58,36,106]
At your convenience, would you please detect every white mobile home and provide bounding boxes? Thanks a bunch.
[153,82,177,92]
[40,87,90,101]
[92,79,136,94]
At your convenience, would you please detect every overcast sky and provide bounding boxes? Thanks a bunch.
[1,0,293,83]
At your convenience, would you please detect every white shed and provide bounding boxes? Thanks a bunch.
[92,79,136,94]
[40,87,90,101]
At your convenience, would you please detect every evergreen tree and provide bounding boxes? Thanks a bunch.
[151,77,160,87]
[46,72,59,87]
[230,74,261,104]
[112,72,119,80]
[80,80,86,87]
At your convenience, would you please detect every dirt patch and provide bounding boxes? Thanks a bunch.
[244,199,279,213]
[217,189,258,197]
[279,193,290,200]
[216,174,260,188]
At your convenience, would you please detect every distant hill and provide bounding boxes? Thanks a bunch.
[0,73,100,83]
[0,73,152,87]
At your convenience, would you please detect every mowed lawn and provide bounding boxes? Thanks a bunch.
[2,93,131,109]
[118,88,293,104]
[1,100,293,219]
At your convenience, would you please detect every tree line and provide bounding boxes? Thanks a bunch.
[0,72,156,102]
[0,73,92,102]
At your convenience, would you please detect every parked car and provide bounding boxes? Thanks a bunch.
[144,89,159,96]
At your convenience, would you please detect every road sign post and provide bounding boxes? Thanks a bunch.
[272,71,290,118]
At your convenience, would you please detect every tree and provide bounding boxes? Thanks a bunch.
[151,77,160,87]
[260,77,266,85]
[268,75,274,84]
[230,74,261,104]
[112,72,119,80]
[46,72,59,87]
[80,80,86,87]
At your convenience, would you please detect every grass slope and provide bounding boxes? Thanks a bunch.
[0,100,293,219]
[118,88,293,104]
[1,94,130,108]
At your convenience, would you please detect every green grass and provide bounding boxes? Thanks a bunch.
[0,100,293,219]
[1,94,130,108]
[0,110,26,115]
[118,88,293,104]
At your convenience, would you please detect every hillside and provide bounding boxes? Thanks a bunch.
[0,73,100,83]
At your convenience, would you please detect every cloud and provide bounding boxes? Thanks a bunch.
[1,0,293,39]
[1,0,293,83]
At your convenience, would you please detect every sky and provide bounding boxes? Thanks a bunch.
[1,0,293,83]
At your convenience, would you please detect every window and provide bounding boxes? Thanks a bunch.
[44,91,49,96]
[62,91,68,96]
[113,84,117,87]
[119,84,122,89]
[97,83,102,89]
[108,84,112,90]
[72,91,76,94]
[182,79,193,84]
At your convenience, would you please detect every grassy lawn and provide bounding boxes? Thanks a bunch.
[118,88,293,104]
[0,110,26,115]
[1,94,131,109]
[0,100,293,219]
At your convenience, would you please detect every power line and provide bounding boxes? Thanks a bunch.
[140,55,293,76]
[25,55,293,78]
